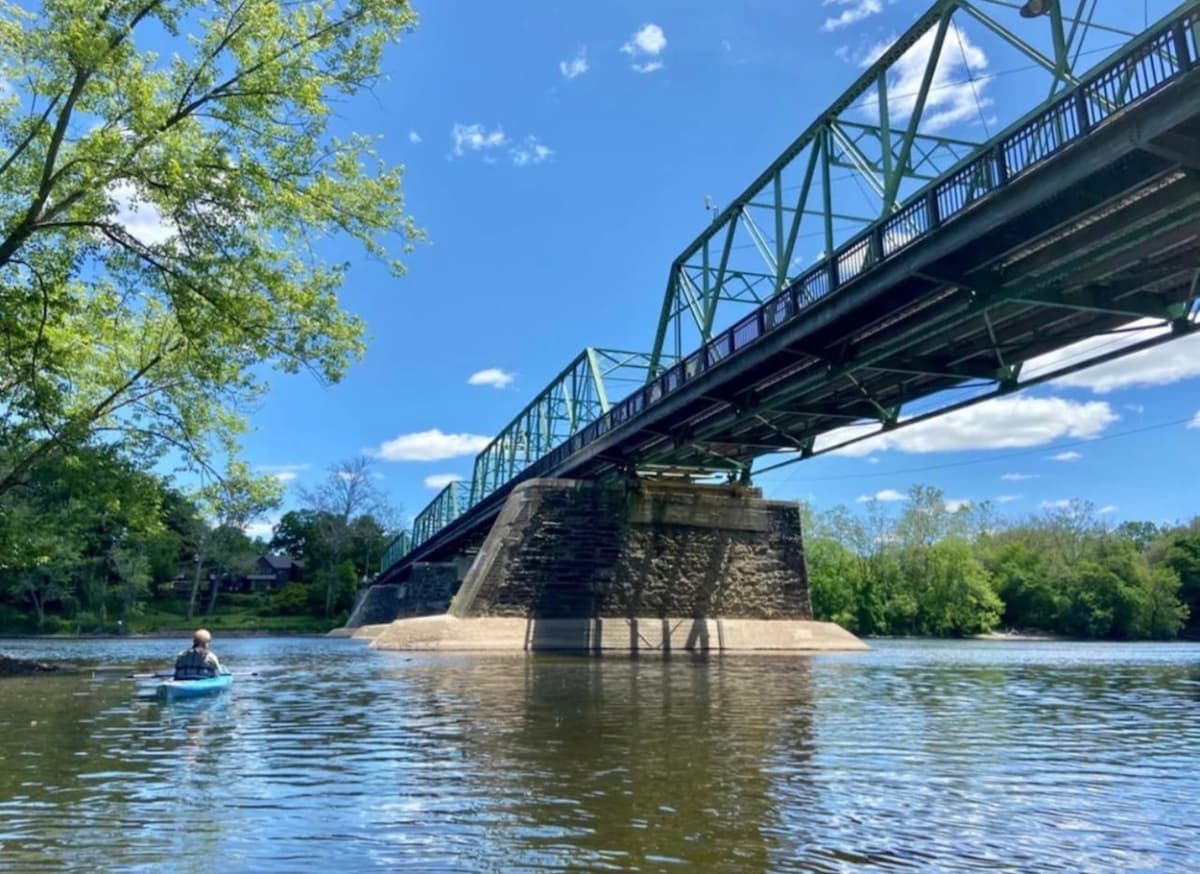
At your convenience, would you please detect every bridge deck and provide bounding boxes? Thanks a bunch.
[380,11,1200,583]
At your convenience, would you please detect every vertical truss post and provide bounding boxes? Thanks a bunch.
[777,144,821,294]
[584,347,611,413]
[773,172,784,281]
[821,126,834,256]
[883,13,952,213]
[877,68,893,192]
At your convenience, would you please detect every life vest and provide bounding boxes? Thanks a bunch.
[174,646,219,680]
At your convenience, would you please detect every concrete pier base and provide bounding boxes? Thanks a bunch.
[358,614,867,653]
[346,477,866,652]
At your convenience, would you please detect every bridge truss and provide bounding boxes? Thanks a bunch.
[649,0,1194,374]
[382,0,1200,574]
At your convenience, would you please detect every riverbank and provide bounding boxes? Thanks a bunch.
[1,629,332,640]
[0,653,59,675]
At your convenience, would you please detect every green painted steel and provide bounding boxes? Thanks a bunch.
[467,348,667,505]
[384,1,1199,571]
[411,480,472,549]
[380,530,411,572]
[644,0,1172,377]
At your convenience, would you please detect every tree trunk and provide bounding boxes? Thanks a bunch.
[324,562,335,617]
[31,587,45,628]
[187,556,204,621]
[205,568,220,616]
[123,582,136,622]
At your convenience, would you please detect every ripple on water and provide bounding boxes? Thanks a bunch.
[0,638,1198,872]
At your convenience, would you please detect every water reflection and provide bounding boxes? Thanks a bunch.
[389,655,815,870]
[0,638,1198,872]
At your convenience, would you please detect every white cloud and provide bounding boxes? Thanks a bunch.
[1028,319,1200,393]
[631,61,664,74]
[621,24,667,57]
[408,130,422,144]
[1052,451,1082,462]
[256,463,310,484]
[1001,473,1034,481]
[451,125,553,167]
[997,495,1021,503]
[468,368,515,389]
[510,136,553,167]
[1125,404,1145,415]
[856,488,906,503]
[244,516,279,540]
[108,181,176,245]
[867,456,880,464]
[369,429,492,462]
[945,498,971,512]
[1040,499,1073,510]
[860,23,992,133]
[451,123,507,157]
[816,396,1117,457]
[823,0,883,33]
[1190,411,1200,430]
[560,47,588,80]
[423,473,465,490]
[1099,505,1118,515]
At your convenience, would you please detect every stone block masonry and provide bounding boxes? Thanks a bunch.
[346,561,459,627]
[451,478,813,621]
[346,477,865,652]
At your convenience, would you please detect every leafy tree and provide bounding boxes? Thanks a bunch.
[806,536,861,630]
[985,541,1060,630]
[913,539,1002,637]
[1114,520,1162,553]
[0,504,80,627]
[299,456,393,615]
[186,461,281,619]
[1155,521,1200,634]
[0,0,421,496]
[1132,566,1189,639]
[270,510,326,564]
[111,542,151,625]
[0,444,169,627]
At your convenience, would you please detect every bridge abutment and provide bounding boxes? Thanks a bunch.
[452,478,812,620]
[355,478,863,652]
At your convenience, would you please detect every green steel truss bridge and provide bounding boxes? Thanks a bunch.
[379,0,1200,581]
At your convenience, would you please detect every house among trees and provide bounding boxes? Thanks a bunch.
[250,554,304,591]
[172,553,304,596]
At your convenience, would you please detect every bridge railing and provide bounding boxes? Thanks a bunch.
[411,479,473,549]
[380,531,411,573]
[389,7,1197,570]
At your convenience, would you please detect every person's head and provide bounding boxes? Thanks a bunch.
[193,628,212,648]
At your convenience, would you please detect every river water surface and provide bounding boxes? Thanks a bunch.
[0,637,1197,872]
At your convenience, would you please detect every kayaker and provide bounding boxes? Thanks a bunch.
[174,629,222,680]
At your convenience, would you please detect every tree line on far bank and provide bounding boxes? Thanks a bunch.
[0,446,395,634]
[804,486,1197,640]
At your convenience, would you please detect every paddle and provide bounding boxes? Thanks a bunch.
[126,670,261,679]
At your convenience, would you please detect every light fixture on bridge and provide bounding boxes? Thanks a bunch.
[1020,0,1052,18]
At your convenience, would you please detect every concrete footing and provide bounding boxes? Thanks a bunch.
[353,614,867,653]
[343,477,867,653]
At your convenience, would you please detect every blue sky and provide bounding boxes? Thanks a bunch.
[234,0,1200,535]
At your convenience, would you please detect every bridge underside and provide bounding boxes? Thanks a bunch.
[586,125,1200,475]
[381,57,1200,584]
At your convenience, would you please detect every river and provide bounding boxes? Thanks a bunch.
[0,637,1197,872]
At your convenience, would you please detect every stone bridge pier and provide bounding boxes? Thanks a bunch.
[346,478,864,653]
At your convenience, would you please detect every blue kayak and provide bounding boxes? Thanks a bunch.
[156,671,232,701]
